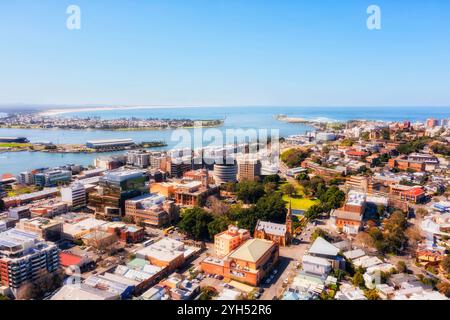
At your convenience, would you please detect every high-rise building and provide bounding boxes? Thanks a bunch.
[17,171,35,185]
[89,170,147,220]
[213,160,238,184]
[237,158,261,182]
[0,229,60,298]
[168,157,192,178]
[149,152,166,170]
[127,151,151,168]
[61,183,87,209]
[426,118,439,128]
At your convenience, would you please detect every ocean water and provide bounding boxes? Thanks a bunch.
[59,106,450,123]
[0,106,449,175]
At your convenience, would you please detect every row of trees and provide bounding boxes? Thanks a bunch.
[431,143,450,156]
[222,175,281,204]
[396,137,431,154]
[280,148,311,168]
[356,211,421,255]
[178,191,288,240]
[295,174,346,220]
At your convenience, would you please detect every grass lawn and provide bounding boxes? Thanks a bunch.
[282,194,319,211]
[279,181,319,210]
[0,143,32,148]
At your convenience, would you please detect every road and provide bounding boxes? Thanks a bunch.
[261,223,317,300]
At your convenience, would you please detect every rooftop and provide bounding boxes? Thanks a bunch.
[332,209,363,222]
[102,170,144,182]
[136,238,190,262]
[0,228,39,249]
[346,190,366,206]
[255,220,287,237]
[51,284,119,300]
[308,237,340,257]
[228,238,274,263]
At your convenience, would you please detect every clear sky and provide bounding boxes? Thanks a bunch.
[0,0,449,107]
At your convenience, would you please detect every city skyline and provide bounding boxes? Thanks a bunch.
[1,0,450,107]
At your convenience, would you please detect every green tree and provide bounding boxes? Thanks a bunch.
[319,186,345,210]
[340,139,355,147]
[263,174,281,184]
[178,207,213,240]
[199,286,218,300]
[228,206,259,233]
[352,271,365,288]
[236,181,265,204]
[396,261,408,274]
[437,282,450,298]
[254,192,287,223]
[223,182,236,193]
[264,182,278,194]
[311,228,332,242]
[295,172,310,182]
[309,176,326,196]
[305,204,325,220]
[281,183,296,197]
[361,132,370,140]
[441,255,450,274]
[397,137,431,154]
[208,215,232,238]
[431,144,450,156]
[281,148,310,168]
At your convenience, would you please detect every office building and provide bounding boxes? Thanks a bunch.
[29,201,68,218]
[0,229,60,298]
[127,150,151,168]
[125,194,178,227]
[213,163,238,184]
[61,183,87,209]
[174,181,219,207]
[16,217,63,242]
[89,170,147,220]
[168,157,192,178]
[17,171,35,185]
[34,169,72,187]
[237,158,262,182]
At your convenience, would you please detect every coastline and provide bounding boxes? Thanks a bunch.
[38,105,219,117]
[0,123,224,132]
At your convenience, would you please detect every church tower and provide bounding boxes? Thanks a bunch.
[286,201,293,244]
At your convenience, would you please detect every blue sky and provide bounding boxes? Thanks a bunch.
[0,0,449,107]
